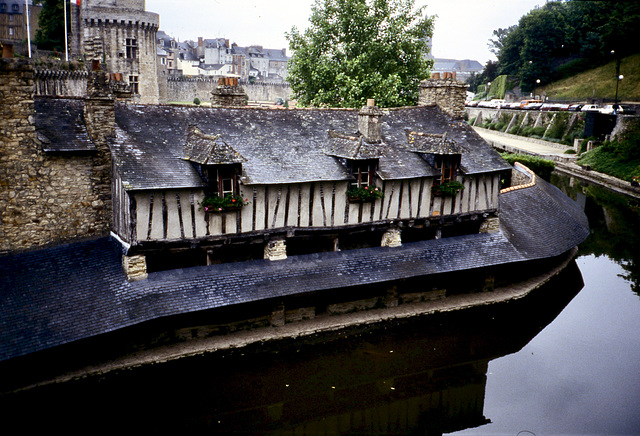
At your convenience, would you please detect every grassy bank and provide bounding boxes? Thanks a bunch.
[539,54,640,102]
[577,124,640,182]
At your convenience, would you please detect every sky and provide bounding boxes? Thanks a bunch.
[146,0,547,65]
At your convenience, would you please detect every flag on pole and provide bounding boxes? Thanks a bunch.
[73,0,81,5]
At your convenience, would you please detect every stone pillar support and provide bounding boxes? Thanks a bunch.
[381,228,402,248]
[480,217,500,234]
[264,238,287,261]
[123,254,148,281]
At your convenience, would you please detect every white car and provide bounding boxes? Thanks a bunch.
[599,105,624,114]
[581,104,600,112]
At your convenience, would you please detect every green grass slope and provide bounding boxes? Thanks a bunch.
[539,54,640,102]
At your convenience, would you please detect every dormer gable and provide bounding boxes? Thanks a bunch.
[183,125,246,198]
[183,124,246,165]
[405,131,462,185]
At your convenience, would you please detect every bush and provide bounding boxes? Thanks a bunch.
[193,97,201,106]
[508,126,519,135]
[501,153,556,181]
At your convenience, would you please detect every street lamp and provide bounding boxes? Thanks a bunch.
[615,74,623,107]
[535,79,540,99]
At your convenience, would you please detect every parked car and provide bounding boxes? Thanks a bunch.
[598,104,633,115]
[540,103,557,111]
[568,104,583,111]
[557,104,571,111]
[523,102,543,110]
[519,99,542,109]
[581,104,600,112]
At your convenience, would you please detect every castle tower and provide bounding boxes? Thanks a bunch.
[70,0,159,104]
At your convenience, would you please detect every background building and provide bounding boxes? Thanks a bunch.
[70,0,160,103]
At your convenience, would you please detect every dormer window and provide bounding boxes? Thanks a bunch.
[208,164,241,197]
[433,154,459,186]
[349,160,376,187]
[183,125,247,212]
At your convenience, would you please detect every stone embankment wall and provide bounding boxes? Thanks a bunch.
[0,60,112,253]
[166,76,292,103]
[466,107,584,145]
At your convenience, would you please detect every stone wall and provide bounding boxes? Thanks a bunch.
[419,78,467,119]
[166,76,292,103]
[0,60,112,253]
[34,69,88,97]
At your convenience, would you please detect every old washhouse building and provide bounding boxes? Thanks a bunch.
[0,59,589,372]
[109,83,511,278]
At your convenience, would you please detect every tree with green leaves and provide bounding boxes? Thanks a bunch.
[490,0,640,91]
[285,0,434,108]
[34,0,65,52]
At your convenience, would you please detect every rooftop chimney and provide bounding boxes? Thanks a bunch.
[358,99,384,143]
[418,77,467,119]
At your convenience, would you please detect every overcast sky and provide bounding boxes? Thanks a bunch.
[146,0,547,65]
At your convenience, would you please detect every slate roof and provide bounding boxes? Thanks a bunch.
[34,98,96,153]
[0,177,589,363]
[111,103,510,190]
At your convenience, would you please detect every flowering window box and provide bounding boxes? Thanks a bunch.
[347,185,384,202]
[200,194,248,213]
[432,180,464,197]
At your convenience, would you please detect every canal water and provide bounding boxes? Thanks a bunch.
[3,175,640,434]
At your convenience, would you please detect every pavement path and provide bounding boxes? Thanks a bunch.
[473,127,575,161]
[474,127,640,199]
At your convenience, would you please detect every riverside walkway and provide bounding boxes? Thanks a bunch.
[474,127,640,200]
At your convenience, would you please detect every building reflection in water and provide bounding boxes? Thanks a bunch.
[2,261,584,434]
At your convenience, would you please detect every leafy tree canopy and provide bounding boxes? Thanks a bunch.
[285,0,434,108]
[490,0,640,92]
[34,0,65,52]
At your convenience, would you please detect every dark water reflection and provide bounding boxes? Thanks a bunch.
[3,261,584,434]
[4,175,640,434]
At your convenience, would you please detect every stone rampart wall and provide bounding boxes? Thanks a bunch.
[34,69,88,97]
[166,77,292,103]
[0,60,111,253]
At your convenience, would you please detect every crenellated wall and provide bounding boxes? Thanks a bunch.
[33,69,88,97]
[71,0,160,103]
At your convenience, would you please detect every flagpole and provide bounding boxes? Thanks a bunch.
[25,0,31,58]
[64,0,68,61]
